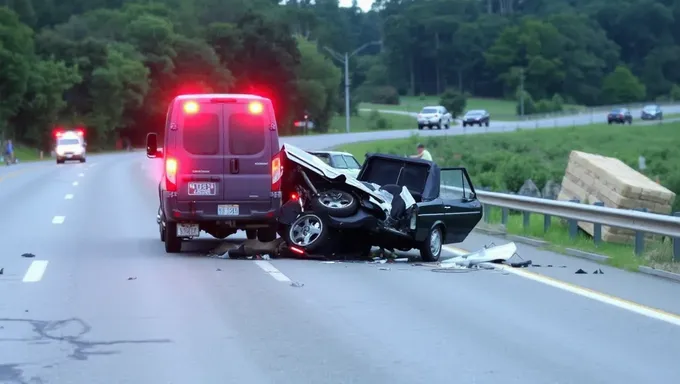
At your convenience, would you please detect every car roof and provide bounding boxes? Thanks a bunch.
[175,93,268,101]
[309,150,354,156]
[422,106,441,109]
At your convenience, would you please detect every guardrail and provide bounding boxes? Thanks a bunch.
[443,186,680,261]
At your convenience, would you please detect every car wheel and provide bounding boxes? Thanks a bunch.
[164,222,182,253]
[246,230,257,240]
[257,227,277,242]
[462,122,467,127]
[313,189,358,217]
[80,158,86,163]
[419,225,443,262]
[287,213,329,252]
[56,159,64,164]
[485,121,489,127]
[158,208,166,242]
[417,125,424,130]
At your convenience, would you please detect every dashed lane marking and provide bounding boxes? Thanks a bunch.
[64,194,74,200]
[23,260,49,283]
[444,245,680,327]
[72,181,78,186]
[254,260,292,282]
[78,173,84,177]
[52,216,65,224]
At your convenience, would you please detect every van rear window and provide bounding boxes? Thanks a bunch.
[228,113,265,155]
[182,112,219,155]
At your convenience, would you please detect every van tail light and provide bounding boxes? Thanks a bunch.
[165,157,178,192]
[271,152,283,192]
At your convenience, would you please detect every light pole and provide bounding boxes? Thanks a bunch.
[324,41,382,134]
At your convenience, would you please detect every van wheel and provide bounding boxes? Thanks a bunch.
[286,213,329,253]
[164,222,182,253]
[257,227,277,242]
[313,189,358,217]
[246,230,257,240]
[419,225,442,262]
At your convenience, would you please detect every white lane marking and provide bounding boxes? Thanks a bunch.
[254,260,291,282]
[52,216,65,224]
[443,245,680,327]
[64,194,74,200]
[78,173,84,177]
[72,181,78,186]
[23,260,49,283]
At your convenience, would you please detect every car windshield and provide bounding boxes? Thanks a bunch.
[611,108,625,114]
[331,155,349,169]
[465,110,483,117]
[421,108,438,114]
[58,138,80,145]
[310,153,331,165]
[343,155,361,169]
[643,105,658,112]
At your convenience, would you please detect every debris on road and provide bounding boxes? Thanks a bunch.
[127,277,137,280]
[208,238,286,260]
[594,268,604,274]
[441,242,519,268]
[290,281,304,288]
[21,253,35,258]
[379,267,390,271]
[0,267,3,275]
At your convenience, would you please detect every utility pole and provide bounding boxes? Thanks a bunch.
[324,40,382,134]
[519,67,525,117]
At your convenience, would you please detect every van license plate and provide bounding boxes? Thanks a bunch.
[177,224,200,237]
[188,182,216,196]
[218,205,239,216]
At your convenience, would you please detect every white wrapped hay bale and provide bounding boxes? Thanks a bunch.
[557,150,675,244]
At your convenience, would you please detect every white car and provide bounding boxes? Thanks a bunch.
[55,130,87,164]
[417,105,452,130]
[307,151,362,178]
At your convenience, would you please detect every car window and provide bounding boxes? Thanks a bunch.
[228,110,266,156]
[331,154,348,169]
[343,155,361,169]
[440,168,473,200]
[182,111,220,155]
[58,138,80,145]
[312,153,331,165]
[421,107,437,114]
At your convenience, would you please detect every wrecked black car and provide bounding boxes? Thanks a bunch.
[277,144,483,261]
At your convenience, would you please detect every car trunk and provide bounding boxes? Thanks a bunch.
[357,154,440,202]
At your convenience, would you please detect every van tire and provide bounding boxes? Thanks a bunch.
[246,230,257,240]
[257,227,277,242]
[164,222,182,253]
[313,189,358,217]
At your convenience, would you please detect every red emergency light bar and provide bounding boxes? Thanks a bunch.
[54,127,85,137]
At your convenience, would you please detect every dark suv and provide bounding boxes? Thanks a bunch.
[607,108,632,124]
[146,94,282,253]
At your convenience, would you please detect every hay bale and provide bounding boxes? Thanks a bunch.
[558,150,675,244]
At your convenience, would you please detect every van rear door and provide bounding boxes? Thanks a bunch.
[175,101,225,202]
[222,100,275,213]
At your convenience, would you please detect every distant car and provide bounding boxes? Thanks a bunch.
[461,110,490,127]
[641,104,663,120]
[417,106,452,130]
[607,108,632,124]
[54,129,87,164]
[307,151,362,178]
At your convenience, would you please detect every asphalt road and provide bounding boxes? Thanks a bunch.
[2,111,680,383]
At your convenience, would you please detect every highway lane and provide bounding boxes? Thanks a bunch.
[1,155,680,382]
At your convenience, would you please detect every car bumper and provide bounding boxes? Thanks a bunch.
[417,119,440,124]
[162,196,280,227]
[463,120,483,124]
[641,114,659,120]
[57,154,85,161]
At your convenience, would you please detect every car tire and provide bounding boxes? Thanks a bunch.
[313,189,358,217]
[417,125,424,130]
[257,227,277,242]
[80,158,86,163]
[164,222,182,253]
[485,121,489,127]
[419,225,443,262]
[56,159,63,164]
[462,122,467,127]
[286,213,329,252]
[246,230,257,240]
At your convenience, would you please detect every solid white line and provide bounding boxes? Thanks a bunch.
[78,173,84,177]
[253,260,291,282]
[72,181,78,186]
[52,216,65,224]
[443,245,680,327]
[64,194,74,200]
[23,260,49,283]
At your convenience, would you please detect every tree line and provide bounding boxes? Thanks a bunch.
[2,0,679,149]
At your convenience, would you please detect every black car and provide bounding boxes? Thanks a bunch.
[607,108,632,124]
[641,104,663,120]
[462,110,490,127]
[277,146,483,261]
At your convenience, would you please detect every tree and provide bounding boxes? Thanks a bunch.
[601,65,646,104]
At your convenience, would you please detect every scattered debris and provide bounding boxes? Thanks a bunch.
[127,277,137,280]
[209,238,285,260]
[290,281,304,288]
[531,264,567,268]
[216,268,222,271]
[575,269,587,274]
[321,261,336,264]
[379,267,390,271]
[0,268,3,275]
[593,268,604,274]
[21,253,35,258]
[390,258,409,263]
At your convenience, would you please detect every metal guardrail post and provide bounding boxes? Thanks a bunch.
[543,213,551,233]
[674,212,680,261]
[568,199,580,239]
[522,210,530,230]
[634,208,647,256]
[501,207,508,225]
[593,202,604,245]
[481,187,491,223]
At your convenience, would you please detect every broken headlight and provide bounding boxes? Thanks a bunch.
[410,209,417,230]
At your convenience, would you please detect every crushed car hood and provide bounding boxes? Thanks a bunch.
[281,144,416,209]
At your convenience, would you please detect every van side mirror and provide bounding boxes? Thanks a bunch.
[146,133,162,158]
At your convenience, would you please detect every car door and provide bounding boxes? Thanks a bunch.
[438,167,483,243]
[174,101,225,203]
[222,100,274,213]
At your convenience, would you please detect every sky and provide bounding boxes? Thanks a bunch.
[338,0,374,11]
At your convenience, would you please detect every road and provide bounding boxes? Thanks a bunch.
[2,119,680,383]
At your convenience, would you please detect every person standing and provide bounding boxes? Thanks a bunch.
[410,143,433,161]
[4,139,14,164]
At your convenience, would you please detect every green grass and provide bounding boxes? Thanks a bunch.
[360,95,583,120]
[13,146,44,162]
[337,120,680,273]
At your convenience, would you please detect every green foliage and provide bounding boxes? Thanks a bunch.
[340,122,680,212]
[601,65,646,104]
[438,88,467,117]
[366,110,393,130]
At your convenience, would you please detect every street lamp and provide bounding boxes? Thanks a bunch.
[324,40,382,134]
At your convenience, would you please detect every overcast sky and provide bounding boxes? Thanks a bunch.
[338,0,373,11]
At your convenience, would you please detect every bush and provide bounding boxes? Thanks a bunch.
[366,110,392,130]
[439,88,467,117]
